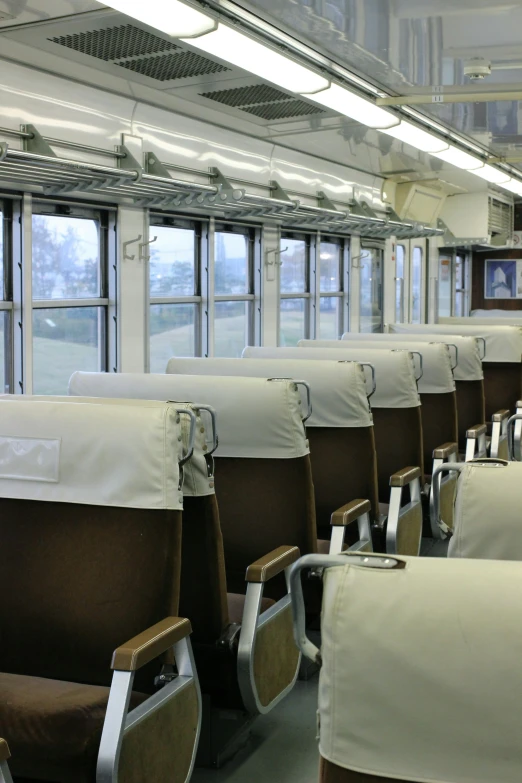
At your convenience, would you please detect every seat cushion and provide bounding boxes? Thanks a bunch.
[227,593,275,625]
[0,672,147,764]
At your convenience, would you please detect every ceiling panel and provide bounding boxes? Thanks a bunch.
[230,0,522,170]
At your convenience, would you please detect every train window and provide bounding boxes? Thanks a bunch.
[0,203,11,393]
[214,227,255,357]
[280,235,310,346]
[411,246,423,324]
[359,248,383,333]
[31,209,108,395]
[395,244,405,322]
[149,223,200,370]
[319,239,343,339]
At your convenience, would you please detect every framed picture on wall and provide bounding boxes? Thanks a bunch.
[484,259,522,299]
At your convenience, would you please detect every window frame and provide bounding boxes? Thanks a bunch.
[0,199,14,392]
[30,201,113,393]
[279,230,349,343]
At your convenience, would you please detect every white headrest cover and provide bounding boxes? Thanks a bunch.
[320,555,522,783]
[0,395,214,498]
[450,313,522,322]
[166,357,372,429]
[69,372,309,460]
[388,322,522,363]
[449,461,522,560]
[243,347,420,409]
[0,398,184,509]
[342,332,483,382]
[301,339,455,394]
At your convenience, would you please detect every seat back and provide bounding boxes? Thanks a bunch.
[447,460,522,560]
[292,553,522,783]
[69,372,315,597]
[3,393,224,646]
[301,339,457,474]
[166,357,378,535]
[243,347,422,501]
[0,398,184,688]
[342,332,485,448]
[388,322,522,419]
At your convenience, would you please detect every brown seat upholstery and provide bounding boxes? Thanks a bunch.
[420,392,458,475]
[0,399,199,783]
[227,594,275,624]
[456,379,486,448]
[483,362,522,420]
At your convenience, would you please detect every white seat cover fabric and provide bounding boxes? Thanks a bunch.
[320,555,522,783]
[0,398,184,509]
[300,339,455,394]
[69,372,309,460]
[388,322,522,363]
[341,332,483,382]
[243,346,420,409]
[449,461,522,560]
[166,357,372,428]
[469,310,522,321]
[1,394,214,498]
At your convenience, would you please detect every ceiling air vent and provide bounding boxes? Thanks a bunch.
[488,196,513,235]
[117,51,229,81]
[48,24,180,61]
[200,84,326,120]
[48,23,230,82]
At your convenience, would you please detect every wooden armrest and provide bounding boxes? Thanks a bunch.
[0,739,10,762]
[331,499,371,527]
[492,409,510,422]
[390,466,421,488]
[111,617,192,672]
[433,442,458,459]
[246,545,300,583]
[466,423,487,438]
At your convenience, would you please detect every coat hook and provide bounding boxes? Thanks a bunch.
[139,235,158,262]
[265,246,288,268]
[122,234,142,261]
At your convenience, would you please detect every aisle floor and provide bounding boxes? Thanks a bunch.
[192,677,320,783]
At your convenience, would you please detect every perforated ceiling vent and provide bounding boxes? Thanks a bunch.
[48,23,230,82]
[200,84,326,120]
[48,24,179,61]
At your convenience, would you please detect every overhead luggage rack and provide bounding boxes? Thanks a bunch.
[0,126,443,239]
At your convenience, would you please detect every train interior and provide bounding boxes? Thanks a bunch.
[1,1,522,781]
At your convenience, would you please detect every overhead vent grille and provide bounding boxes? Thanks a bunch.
[117,51,229,81]
[488,196,513,235]
[48,23,229,82]
[48,24,180,61]
[200,84,326,120]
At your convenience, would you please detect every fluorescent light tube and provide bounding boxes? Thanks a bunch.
[381,120,449,153]
[431,145,484,170]
[471,164,512,184]
[183,24,329,94]
[104,0,216,37]
[305,83,398,129]
[501,179,522,196]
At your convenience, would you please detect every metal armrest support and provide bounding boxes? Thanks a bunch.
[238,546,302,716]
[246,545,300,583]
[386,466,422,556]
[465,424,487,462]
[0,740,12,783]
[491,409,510,459]
[329,499,373,555]
[430,444,459,538]
[289,554,405,665]
[97,617,201,783]
[508,414,522,461]
[430,462,464,540]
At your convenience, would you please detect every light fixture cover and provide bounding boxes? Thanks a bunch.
[103,0,216,38]
[471,164,512,184]
[306,83,398,129]
[381,120,449,153]
[183,24,329,94]
[431,145,484,170]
